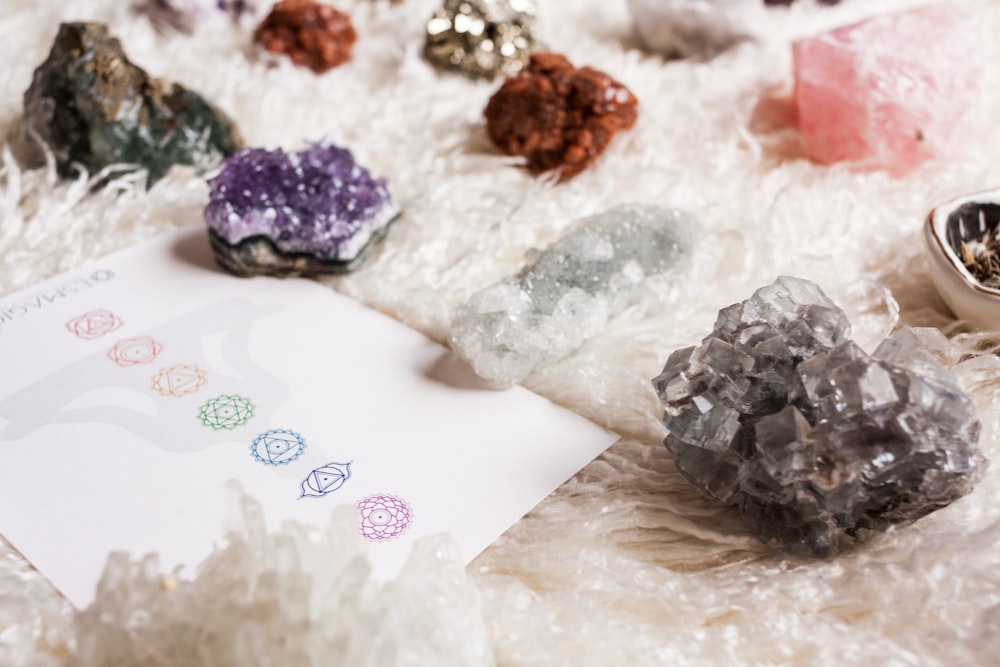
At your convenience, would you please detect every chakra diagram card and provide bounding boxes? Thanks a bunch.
[0,228,616,608]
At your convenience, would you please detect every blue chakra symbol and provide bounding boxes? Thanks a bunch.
[299,461,353,499]
[250,429,306,466]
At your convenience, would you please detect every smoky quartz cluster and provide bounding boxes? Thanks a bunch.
[653,276,983,557]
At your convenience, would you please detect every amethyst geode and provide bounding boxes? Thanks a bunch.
[205,142,400,276]
[654,276,983,557]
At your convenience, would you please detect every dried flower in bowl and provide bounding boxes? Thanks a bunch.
[925,188,1000,330]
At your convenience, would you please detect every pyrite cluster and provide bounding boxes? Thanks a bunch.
[654,276,983,557]
[424,0,539,79]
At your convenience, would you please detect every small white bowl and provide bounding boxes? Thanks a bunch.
[925,188,1000,330]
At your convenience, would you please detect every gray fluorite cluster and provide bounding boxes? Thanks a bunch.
[450,203,700,387]
[654,276,983,557]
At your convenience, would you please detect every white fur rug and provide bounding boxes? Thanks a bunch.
[4,0,1000,664]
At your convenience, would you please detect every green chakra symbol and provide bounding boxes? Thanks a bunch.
[198,394,256,430]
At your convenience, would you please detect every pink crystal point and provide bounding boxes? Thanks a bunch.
[792,3,981,176]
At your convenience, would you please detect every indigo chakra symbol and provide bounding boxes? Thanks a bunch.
[357,494,413,542]
[251,429,305,465]
[299,462,352,498]
[65,309,123,340]
[198,394,255,430]
[107,336,164,366]
[151,364,207,397]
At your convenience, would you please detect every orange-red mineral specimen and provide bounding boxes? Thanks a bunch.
[484,53,638,181]
[254,0,356,74]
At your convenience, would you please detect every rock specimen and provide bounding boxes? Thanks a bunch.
[132,0,254,34]
[204,141,400,276]
[627,0,841,59]
[424,0,539,80]
[23,23,243,187]
[484,53,637,181]
[653,277,983,557]
[793,2,980,176]
[254,0,356,73]
[451,203,700,387]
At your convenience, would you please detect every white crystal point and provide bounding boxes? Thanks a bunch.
[450,203,701,388]
[626,0,767,59]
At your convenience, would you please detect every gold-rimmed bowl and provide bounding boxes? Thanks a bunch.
[925,188,1000,330]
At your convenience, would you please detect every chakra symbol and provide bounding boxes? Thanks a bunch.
[299,462,352,499]
[251,429,306,466]
[151,364,207,397]
[198,394,256,430]
[65,309,123,340]
[357,494,413,542]
[107,336,164,366]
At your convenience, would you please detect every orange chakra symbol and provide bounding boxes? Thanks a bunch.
[151,364,207,397]
[107,336,164,367]
[65,309,123,340]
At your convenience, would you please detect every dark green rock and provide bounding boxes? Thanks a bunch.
[23,22,243,186]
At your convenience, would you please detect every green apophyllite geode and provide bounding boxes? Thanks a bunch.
[23,22,244,187]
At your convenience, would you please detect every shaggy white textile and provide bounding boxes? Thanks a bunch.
[3,0,1000,664]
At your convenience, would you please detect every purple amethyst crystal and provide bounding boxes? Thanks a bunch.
[133,0,255,34]
[204,141,400,276]
[653,276,983,557]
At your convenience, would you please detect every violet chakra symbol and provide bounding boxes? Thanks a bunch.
[357,494,413,542]
[299,462,352,499]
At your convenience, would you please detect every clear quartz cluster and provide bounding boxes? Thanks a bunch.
[70,485,493,667]
[450,203,700,388]
[204,140,400,276]
[654,276,983,557]
[424,0,539,80]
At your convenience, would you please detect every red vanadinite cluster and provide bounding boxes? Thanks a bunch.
[254,0,356,74]
[484,53,638,181]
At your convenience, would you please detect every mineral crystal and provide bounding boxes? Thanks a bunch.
[132,0,254,34]
[451,203,700,387]
[254,0,356,73]
[204,141,400,276]
[424,0,539,80]
[23,23,243,187]
[653,277,983,557]
[484,53,638,181]
[627,0,841,59]
[793,2,980,176]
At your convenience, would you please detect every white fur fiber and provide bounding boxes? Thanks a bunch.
[3,0,1000,664]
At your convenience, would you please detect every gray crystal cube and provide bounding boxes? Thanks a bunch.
[654,276,984,557]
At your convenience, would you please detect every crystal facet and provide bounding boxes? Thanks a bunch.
[653,276,983,557]
[23,23,243,187]
[424,0,540,80]
[484,53,638,181]
[451,203,700,387]
[254,0,356,74]
[793,2,980,176]
[204,141,400,276]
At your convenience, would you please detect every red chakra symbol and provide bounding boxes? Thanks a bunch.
[65,309,124,340]
[107,336,164,367]
[151,364,207,397]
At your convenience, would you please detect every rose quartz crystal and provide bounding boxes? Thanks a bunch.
[792,3,981,176]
